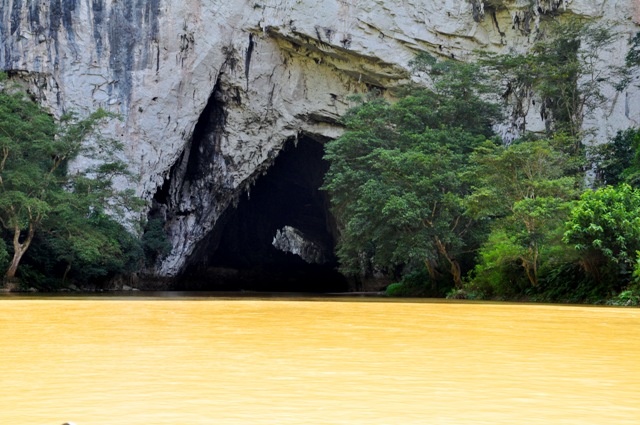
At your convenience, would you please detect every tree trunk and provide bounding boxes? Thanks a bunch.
[434,237,462,289]
[521,258,538,287]
[423,258,441,292]
[5,254,22,280]
[5,223,35,280]
[520,243,539,287]
[424,259,437,282]
[444,257,462,289]
[62,264,72,283]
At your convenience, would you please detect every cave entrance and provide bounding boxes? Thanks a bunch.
[181,137,348,292]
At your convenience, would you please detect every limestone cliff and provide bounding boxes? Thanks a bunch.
[1,0,639,282]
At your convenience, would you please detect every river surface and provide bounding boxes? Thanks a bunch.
[1,295,639,425]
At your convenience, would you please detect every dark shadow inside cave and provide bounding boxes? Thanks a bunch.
[179,137,348,292]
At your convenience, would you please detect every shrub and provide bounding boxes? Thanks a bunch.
[142,217,172,265]
[385,267,442,297]
[564,184,640,292]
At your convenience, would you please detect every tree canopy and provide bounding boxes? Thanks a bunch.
[0,77,142,290]
[468,138,579,287]
[564,184,640,282]
[323,55,500,291]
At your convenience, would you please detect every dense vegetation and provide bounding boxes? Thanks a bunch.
[0,73,146,291]
[323,20,640,305]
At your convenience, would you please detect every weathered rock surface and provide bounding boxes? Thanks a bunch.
[273,225,330,264]
[1,0,639,279]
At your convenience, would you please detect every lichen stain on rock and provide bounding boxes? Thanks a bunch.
[10,0,23,35]
[91,0,106,56]
[107,1,161,105]
[49,0,79,37]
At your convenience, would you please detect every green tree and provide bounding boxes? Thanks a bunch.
[0,89,56,280]
[22,209,143,289]
[324,120,485,288]
[141,217,172,265]
[483,18,619,139]
[39,187,143,285]
[590,128,640,187]
[466,228,529,297]
[407,53,501,138]
[564,184,640,287]
[0,80,139,288]
[323,56,500,288]
[468,138,579,287]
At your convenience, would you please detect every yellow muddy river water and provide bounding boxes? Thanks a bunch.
[1,296,639,425]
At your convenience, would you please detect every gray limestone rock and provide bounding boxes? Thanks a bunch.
[273,226,329,265]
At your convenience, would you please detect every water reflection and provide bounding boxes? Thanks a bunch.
[1,297,639,425]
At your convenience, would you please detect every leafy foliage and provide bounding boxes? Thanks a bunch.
[467,229,530,298]
[20,214,143,289]
[324,117,485,288]
[0,79,142,288]
[0,238,8,273]
[324,29,640,303]
[532,261,605,303]
[626,31,640,68]
[590,128,640,187]
[483,18,620,138]
[408,53,501,137]
[142,217,172,265]
[468,138,580,287]
[324,56,500,289]
[564,184,640,289]
[384,267,438,297]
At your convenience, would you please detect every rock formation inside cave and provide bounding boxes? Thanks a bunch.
[178,136,348,292]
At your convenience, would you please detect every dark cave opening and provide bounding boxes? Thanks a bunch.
[180,137,348,292]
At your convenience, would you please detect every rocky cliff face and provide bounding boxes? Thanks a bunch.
[2,0,638,282]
